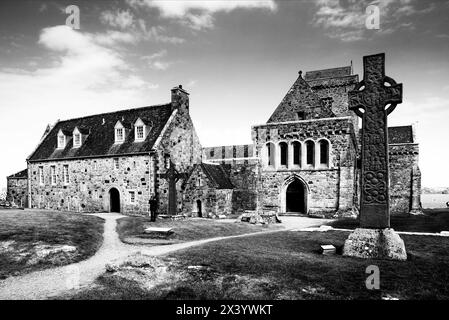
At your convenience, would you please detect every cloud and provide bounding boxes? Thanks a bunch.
[0,26,164,190]
[312,0,436,42]
[99,8,185,44]
[127,0,277,30]
[0,25,157,122]
[141,49,174,70]
[137,20,186,44]
[100,9,135,29]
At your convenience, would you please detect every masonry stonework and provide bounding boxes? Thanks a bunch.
[18,63,420,220]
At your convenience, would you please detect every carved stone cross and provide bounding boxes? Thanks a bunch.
[348,53,403,229]
[159,160,187,215]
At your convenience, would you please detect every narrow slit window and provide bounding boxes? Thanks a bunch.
[320,140,329,165]
[306,141,315,166]
[292,142,301,166]
[51,166,56,185]
[279,142,288,166]
[63,165,70,184]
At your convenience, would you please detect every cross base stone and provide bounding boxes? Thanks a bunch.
[343,228,407,261]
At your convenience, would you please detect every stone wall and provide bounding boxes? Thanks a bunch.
[29,155,151,214]
[154,91,203,215]
[307,75,359,130]
[252,117,358,217]
[389,143,420,214]
[6,177,28,207]
[203,144,254,162]
[182,165,233,217]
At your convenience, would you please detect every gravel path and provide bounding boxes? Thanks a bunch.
[0,214,329,300]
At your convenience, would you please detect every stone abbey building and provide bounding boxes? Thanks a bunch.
[10,64,421,218]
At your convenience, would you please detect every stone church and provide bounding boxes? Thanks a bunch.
[9,63,421,218]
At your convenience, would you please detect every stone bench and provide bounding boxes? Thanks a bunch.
[144,227,174,237]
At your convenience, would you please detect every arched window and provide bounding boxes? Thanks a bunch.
[265,142,276,167]
[319,140,330,166]
[292,141,301,166]
[279,142,288,167]
[306,141,315,166]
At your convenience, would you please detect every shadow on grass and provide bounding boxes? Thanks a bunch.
[62,229,449,300]
[329,208,449,233]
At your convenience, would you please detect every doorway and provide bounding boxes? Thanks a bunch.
[196,200,202,217]
[285,179,306,213]
[109,188,121,213]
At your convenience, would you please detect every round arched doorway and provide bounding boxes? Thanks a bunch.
[109,188,121,213]
[285,179,307,214]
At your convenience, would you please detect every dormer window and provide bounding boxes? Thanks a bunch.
[57,130,66,149]
[73,127,81,148]
[134,118,146,142]
[114,121,125,144]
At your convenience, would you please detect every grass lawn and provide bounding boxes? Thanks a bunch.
[0,209,104,279]
[116,216,281,244]
[62,229,449,300]
[329,208,449,233]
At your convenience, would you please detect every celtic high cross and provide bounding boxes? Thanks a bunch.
[348,53,403,229]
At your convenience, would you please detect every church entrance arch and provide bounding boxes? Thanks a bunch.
[281,176,308,214]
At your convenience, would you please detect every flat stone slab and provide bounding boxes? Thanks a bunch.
[144,227,173,234]
[320,244,336,255]
[343,228,407,261]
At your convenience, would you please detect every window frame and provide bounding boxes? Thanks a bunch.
[38,166,44,185]
[50,166,57,185]
[63,165,70,184]
[57,133,66,149]
[135,126,145,141]
[279,142,288,167]
[73,133,81,148]
[305,140,315,166]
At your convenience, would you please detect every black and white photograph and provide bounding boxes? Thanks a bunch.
[0,0,449,310]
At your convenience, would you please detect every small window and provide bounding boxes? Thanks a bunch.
[297,112,305,120]
[320,140,330,165]
[73,133,81,148]
[129,191,136,203]
[51,166,56,185]
[279,142,288,167]
[38,167,44,185]
[115,128,124,143]
[63,165,69,184]
[57,134,66,149]
[292,141,301,166]
[266,142,275,167]
[306,141,315,166]
[136,126,144,140]
[113,158,119,170]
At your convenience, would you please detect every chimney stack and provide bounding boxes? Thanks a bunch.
[171,85,189,111]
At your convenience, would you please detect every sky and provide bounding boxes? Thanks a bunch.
[0,0,448,190]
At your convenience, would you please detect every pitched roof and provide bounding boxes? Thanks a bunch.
[8,169,28,179]
[267,73,326,123]
[305,66,352,81]
[200,163,233,189]
[29,104,173,162]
